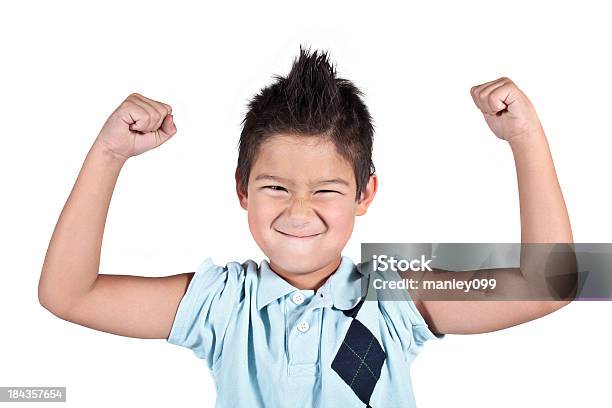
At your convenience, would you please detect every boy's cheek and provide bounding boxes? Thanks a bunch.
[247,209,274,241]
[252,207,284,233]
[323,207,357,241]
[246,195,278,221]
[326,200,358,223]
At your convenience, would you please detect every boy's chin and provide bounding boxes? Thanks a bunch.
[268,251,339,275]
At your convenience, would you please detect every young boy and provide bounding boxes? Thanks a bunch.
[38,48,574,407]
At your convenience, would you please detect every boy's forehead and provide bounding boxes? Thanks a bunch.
[252,135,354,182]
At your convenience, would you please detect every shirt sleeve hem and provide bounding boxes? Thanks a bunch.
[166,257,215,346]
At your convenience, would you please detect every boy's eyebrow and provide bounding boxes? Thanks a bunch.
[254,174,350,187]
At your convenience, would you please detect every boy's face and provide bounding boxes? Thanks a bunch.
[237,134,377,276]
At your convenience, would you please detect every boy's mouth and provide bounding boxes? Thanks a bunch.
[274,229,322,239]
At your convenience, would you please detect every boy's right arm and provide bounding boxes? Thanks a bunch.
[38,93,186,339]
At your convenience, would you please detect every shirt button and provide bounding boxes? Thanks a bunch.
[297,320,310,333]
[291,292,305,305]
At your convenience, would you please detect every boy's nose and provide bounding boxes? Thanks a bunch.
[286,197,311,215]
[275,197,326,236]
[284,197,318,225]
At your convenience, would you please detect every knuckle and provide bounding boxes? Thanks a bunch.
[120,100,134,110]
[153,108,164,120]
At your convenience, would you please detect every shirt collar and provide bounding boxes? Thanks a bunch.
[256,255,366,311]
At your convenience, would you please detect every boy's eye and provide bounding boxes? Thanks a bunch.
[264,185,287,192]
[262,186,342,195]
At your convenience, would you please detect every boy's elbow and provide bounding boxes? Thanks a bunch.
[38,293,64,318]
[38,285,72,319]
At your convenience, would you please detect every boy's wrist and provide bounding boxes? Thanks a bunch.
[91,139,130,166]
[508,124,547,155]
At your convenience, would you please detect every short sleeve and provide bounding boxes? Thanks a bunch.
[401,285,445,347]
[166,257,243,369]
[374,267,444,359]
[373,248,445,343]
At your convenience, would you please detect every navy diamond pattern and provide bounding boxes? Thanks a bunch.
[332,301,386,407]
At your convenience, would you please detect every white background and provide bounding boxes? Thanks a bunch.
[1,1,611,407]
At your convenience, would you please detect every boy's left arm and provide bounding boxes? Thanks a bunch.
[413,77,576,335]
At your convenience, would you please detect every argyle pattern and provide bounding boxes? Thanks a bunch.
[331,298,386,407]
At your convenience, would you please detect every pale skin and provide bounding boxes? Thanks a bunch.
[38,77,573,340]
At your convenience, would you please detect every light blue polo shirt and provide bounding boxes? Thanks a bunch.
[166,255,443,407]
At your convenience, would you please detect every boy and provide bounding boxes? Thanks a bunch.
[38,48,574,407]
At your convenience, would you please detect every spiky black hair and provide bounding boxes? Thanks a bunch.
[237,46,375,201]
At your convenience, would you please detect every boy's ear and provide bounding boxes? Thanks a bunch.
[356,174,378,216]
[235,169,248,211]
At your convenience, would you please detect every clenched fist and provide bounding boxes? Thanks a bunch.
[470,77,543,144]
[95,93,177,160]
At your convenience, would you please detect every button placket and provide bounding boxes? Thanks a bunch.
[297,320,310,332]
[291,291,305,305]
[286,291,321,377]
